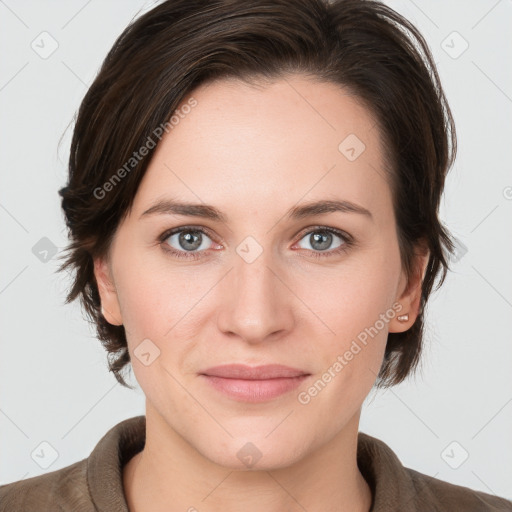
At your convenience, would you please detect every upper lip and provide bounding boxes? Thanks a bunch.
[200,364,309,380]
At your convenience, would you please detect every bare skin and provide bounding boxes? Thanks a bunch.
[94,74,428,512]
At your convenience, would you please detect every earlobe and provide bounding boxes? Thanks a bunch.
[389,249,430,333]
[93,256,123,326]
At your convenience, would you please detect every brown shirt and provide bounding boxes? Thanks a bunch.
[1,415,510,511]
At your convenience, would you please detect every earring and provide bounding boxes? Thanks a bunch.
[397,314,409,322]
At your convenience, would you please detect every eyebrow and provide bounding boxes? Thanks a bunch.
[139,198,373,222]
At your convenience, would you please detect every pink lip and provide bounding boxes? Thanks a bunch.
[199,364,310,403]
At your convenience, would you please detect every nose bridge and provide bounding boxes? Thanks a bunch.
[216,243,293,342]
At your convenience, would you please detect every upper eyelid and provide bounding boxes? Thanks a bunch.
[162,225,216,240]
[296,225,349,238]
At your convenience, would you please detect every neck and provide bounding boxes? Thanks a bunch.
[123,404,372,512]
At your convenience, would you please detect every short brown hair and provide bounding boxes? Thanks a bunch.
[57,0,456,389]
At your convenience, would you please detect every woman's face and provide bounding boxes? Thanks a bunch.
[95,75,423,469]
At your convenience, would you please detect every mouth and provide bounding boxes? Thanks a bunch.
[199,364,311,403]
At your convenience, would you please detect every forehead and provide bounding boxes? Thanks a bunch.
[130,75,391,224]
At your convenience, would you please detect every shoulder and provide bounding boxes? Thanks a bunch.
[0,415,145,512]
[357,432,512,511]
[0,459,95,512]
[405,466,512,511]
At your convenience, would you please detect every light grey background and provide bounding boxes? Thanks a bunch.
[1,0,511,500]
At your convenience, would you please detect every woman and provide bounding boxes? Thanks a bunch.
[1,0,510,510]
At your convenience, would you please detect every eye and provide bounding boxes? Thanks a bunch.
[158,225,353,261]
[293,227,352,258]
[159,226,219,260]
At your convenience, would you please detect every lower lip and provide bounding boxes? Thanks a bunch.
[200,375,310,403]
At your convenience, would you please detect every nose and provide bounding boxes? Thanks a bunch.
[216,249,295,344]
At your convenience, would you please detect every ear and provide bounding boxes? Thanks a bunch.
[93,256,123,326]
[389,243,430,333]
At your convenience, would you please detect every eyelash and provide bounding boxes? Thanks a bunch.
[158,225,354,261]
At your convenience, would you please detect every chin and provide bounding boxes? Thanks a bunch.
[209,447,302,472]
[194,431,310,472]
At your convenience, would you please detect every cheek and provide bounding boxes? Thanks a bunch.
[116,272,167,340]
[292,265,397,421]
[113,251,216,370]
[113,245,190,336]
[292,243,401,371]
[302,255,399,331]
